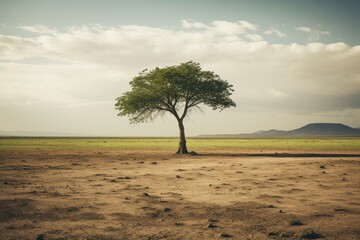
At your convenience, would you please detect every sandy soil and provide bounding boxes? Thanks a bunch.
[0,149,359,239]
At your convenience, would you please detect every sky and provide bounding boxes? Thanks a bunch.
[0,0,360,136]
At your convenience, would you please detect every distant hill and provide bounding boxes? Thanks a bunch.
[287,123,360,136]
[199,123,360,138]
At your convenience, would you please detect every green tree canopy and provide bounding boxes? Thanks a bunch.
[115,61,236,153]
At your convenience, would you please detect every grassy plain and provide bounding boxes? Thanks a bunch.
[1,137,360,239]
[1,137,360,152]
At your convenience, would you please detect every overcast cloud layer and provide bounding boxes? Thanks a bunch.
[1,20,360,135]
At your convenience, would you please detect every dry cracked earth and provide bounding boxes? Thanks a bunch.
[1,149,360,239]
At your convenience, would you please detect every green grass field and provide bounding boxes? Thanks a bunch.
[0,137,359,152]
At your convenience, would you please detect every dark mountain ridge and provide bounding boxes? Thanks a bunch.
[199,123,360,138]
[288,123,360,136]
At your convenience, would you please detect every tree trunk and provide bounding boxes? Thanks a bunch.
[176,119,188,154]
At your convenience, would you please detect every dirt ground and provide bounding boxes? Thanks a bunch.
[0,149,359,240]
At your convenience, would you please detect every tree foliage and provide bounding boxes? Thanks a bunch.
[115,61,236,124]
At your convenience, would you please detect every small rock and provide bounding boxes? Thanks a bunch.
[268,232,279,237]
[67,207,80,212]
[118,176,131,179]
[36,234,45,240]
[176,175,181,178]
[110,179,117,182]
[322,171,326,174]
[299,230,323,239]
[3,181,9,185]
[219,233,232,238]
[207,223,218,229]
[290,219,304,226]
[264,204,276,208]
[150,211,160,218]
[320,165,326,169]
[151,162,157,164]
[142,192,149,197]
[163,208,172,212]
[279,209,283,213]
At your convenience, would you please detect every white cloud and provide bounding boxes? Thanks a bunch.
[245,33,263,42]
[264,28,287,38]
[181,19,257,36]
[18,25,58,35]
[296,27,312,33]
[296,26,330,41]
[181,19,208,29]
[0,20,359,135]
[0,35,40,60]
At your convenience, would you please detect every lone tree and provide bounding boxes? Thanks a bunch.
[115,61,236,154]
